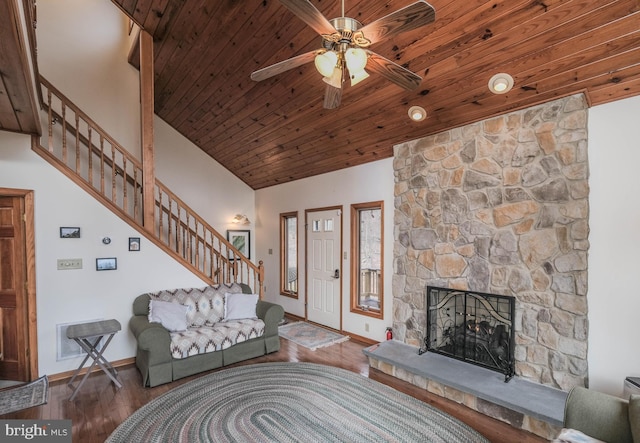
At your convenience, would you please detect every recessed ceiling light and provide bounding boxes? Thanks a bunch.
[488,73,514,94]
[408,105,427,121]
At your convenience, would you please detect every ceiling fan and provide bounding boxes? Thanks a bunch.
[250,0,436,109]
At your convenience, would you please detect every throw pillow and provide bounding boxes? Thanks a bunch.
[224,292,258,321]
[149,300,188,332]
[629,394,639,442]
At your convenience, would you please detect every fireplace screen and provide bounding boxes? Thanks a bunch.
[420,286,515,382]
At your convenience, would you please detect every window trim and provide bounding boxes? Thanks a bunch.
[280,211,298,298]
[350,201,384,319]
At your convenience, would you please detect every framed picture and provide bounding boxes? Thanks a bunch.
[129,237,141,251]
[60,227,81,238]
[227,230,250,259]
[96,257,117,271]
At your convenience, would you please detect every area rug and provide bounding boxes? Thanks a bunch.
[278,321,349,351]
[107,362,489,443]
[0,375,49,415]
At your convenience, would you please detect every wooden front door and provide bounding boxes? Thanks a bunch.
[0,193,35,381]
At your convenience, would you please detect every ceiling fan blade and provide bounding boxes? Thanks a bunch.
[279,0,337,36]
[357,1,435,46]
[323,85,342,109]
[251,50,318,82]
[366,52,422,90]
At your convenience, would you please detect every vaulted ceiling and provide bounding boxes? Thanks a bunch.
[2,1,640,189]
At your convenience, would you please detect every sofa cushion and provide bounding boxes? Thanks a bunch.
[149,283,244,327]
[169,319,265,359]
[630,394,639,443]
[224,292,258,321]
[149,299,188,332]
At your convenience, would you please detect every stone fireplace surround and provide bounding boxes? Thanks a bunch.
[374,94,590,439]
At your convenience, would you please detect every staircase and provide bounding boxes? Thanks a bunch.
[33,76,264,296]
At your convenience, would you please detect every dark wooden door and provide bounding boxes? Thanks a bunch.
[0,196,29,381]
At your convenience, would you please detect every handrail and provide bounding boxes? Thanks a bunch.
[154,180,263,293]
[34,76,264,296]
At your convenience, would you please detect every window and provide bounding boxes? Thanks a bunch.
[280,212,298,298]
[350,201,383,318]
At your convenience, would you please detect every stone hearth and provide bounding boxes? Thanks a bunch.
[364,341,566,440]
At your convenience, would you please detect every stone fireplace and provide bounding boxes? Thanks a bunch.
[392,94,589,392]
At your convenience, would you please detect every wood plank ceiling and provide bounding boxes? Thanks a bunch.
[0,0,40,135]
[12,0,640,189]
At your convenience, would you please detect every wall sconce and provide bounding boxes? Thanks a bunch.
[408,105,427,122]
[488,73,514,94]
[232,214,250,225]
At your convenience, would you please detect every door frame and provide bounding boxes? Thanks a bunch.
[304,205,343,332]
[0,187,38,380]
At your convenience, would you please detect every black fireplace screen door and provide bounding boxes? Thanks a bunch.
[420,286,515,382]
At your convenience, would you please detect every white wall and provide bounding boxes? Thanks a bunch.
[37,0,141,155]
[588,94,640,396]
[154,117,255,250]
[0,0,256,376]
[37,0,255,245]
[0,132,207,375]
[255,159,395,341]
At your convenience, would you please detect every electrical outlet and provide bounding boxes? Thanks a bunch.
[365,323,369,332]
[57,258,82,270]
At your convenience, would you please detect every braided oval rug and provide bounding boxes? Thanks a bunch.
[107,362,489,443]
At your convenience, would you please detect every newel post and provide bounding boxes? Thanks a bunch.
[140,30,155,234]
[258,260,265,299]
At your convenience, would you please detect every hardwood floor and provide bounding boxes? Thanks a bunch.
[1,337,547,442]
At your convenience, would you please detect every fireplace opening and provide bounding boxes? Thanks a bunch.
[419,286,516,382]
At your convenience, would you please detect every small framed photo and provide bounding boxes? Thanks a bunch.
[60,227,81,238]
[227,230,250,259]
[128,237,140,251]
[96,257,117,271]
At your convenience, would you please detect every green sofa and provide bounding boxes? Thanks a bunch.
[130,283,284,387]
[558,386,640,443]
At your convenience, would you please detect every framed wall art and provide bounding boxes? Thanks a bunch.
[227,230,250,259]
[96,257,117,271]
[129,237,140,251]
[60,227,81,238]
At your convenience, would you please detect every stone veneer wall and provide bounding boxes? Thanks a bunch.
[392,94,589,391]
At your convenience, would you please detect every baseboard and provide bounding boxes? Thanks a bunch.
[345,331,377,346]
[283,312,304,322]
[47,357,136,383]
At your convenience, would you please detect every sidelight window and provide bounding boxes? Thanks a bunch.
[280,212,298,298]
[350,201,383,318]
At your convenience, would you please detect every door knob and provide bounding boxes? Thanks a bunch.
[333,269,340,279]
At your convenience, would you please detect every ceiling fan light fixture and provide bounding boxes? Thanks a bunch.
[345,47,369,86]
[345,48,367,72]
[349,69,369,87]
[323,66,343,88]
[488,73,514,94]
[408,105,427,122]
[315,50,338,78]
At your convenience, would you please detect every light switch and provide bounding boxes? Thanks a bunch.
[57,258,82,270]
